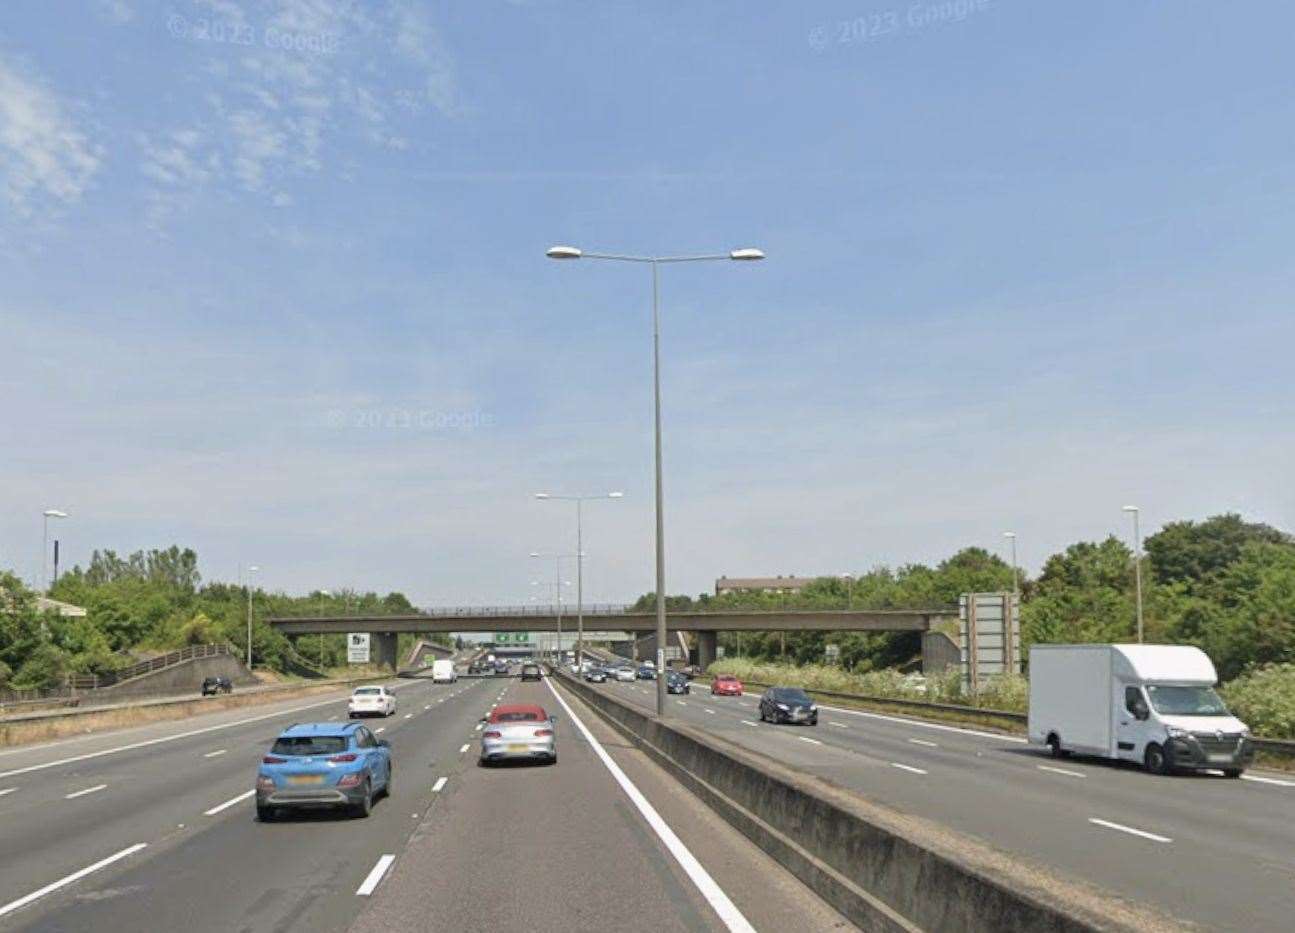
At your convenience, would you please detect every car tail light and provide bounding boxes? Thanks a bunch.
[483,730,502,739]
[262,755,286,764]
[328,753,358,763]
[534,729,553,737]
[337,773,363,788]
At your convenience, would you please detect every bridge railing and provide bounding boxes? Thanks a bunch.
[416,604,632,617]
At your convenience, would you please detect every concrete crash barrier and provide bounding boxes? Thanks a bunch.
[555,672,1183,933]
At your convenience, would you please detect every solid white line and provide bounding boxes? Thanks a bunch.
[0,692,361,780]
[65,784,107,799]
[798,736,823,746]
[404,714,412,719]
[1038,765,1085,778]
[890,763,927,775]
[543,679,755,933]
[1242,774,1295,787]
[828,722,848,729]
[0,843,148,918]
[458,743,469,754]
[432,776,448,793]
[204,789,255,816]
[819,704,1028,743]
[741,720,758,727]
[1088,818,1171,843]
[908,738,938,748]
[0,788,15,797]
[203,749,227,758]
[355,854,396,896]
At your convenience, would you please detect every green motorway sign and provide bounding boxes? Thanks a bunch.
[494,632,531,645]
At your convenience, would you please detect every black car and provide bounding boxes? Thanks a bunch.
[584,667,608,683]
[636,665,655,680]
[201,676,232,696]
[665,673,690,695]
[520,663,542,682]
[758,687,818,725]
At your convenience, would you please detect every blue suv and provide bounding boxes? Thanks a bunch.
[256,722,392,821]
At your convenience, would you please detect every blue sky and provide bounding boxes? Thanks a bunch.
[2,1,1293,605]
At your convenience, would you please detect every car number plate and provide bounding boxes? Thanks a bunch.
[287,775,325,785]
[507,744,529,752]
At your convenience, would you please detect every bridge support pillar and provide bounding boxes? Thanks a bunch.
[374,633,399,672]
[696,630,718,671]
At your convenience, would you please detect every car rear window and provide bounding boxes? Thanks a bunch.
[271,736,348,756]
[354,687,381,695]
[492,710,544,723]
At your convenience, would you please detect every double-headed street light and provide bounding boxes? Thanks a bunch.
[535,491,623,672]
[531,552,577,660]
[42,509,69,592]
[548,244,764,715]
[1123,506,1145,643]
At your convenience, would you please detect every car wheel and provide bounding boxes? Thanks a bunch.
[1221,768,1243,779]
[548,753,558,766]
[758,708,766,722]
[1047,734,1065,759]
[1144,743,1172,775]
[809,715,818,726]
[381,767,393,798]
[256,805,276,822]
[352,780,373,818]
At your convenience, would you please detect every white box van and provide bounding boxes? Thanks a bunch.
[1028,644,1252,776]
[431,659,457,684]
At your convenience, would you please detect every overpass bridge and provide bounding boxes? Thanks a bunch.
[267,605,955,670]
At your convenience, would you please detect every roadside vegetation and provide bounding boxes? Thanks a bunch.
[0,548,445,693]
[645,513,1295,738]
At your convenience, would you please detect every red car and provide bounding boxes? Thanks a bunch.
[711,674,744,696]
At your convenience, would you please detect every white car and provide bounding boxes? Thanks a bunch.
[348,685,396,718]
[614,667,636,683]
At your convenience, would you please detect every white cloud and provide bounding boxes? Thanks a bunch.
[0,56,101,219]
[139,0,459,226]
[95,0,135,23]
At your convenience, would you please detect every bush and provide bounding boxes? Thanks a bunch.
[1220,664,1295,739]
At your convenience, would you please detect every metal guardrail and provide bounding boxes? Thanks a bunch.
[699,677,1295,757]
[416,604,631,617]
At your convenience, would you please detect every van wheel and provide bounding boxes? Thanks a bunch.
[1047,734,1065,758]
[1144,743,1172,775]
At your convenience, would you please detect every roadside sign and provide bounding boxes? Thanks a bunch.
[347,633,371,663]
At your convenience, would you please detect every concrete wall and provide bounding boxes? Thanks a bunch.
[921,630,960,673]
[85,653,256,702]
[556,672,1172,933]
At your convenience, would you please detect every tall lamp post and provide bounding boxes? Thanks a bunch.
[1123,506,1144,643]
[535,491,623,672]
[42,509,69,592]
[530,557,574,659]
[244,565,259,669]
[547,243,764,715]
[1003,532,1019,595]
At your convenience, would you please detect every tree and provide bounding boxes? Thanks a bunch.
[1145,514,1291,590]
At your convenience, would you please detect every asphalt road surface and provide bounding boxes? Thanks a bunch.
[597,674,1295,932]
[0,673,851,932]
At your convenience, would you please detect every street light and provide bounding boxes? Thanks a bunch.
[244,565,260,669]
[530,555,576,660]
[535,491,623,672]
[548,243,764,716]
[319,589,333,668]
[42,509,68,592]
[1003,532,1019,595]
[1122,506,1144,643]
[839,573,853,610]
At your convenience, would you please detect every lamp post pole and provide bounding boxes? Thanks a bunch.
[535,492,623,674]
[1003,532,1019,595]
[1123,506,1144,643]
[245,565,259,669]
[42,509,68,593]
[547,244,763,715]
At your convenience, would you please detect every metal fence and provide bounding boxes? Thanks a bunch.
[0,644,234,708]
[416,604,632,617]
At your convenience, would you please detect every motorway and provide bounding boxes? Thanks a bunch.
[0,669,849,932]
[597,673,1295,932]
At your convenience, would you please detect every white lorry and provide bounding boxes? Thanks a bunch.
[1028,644,1252,776]
[431,659,458,684]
